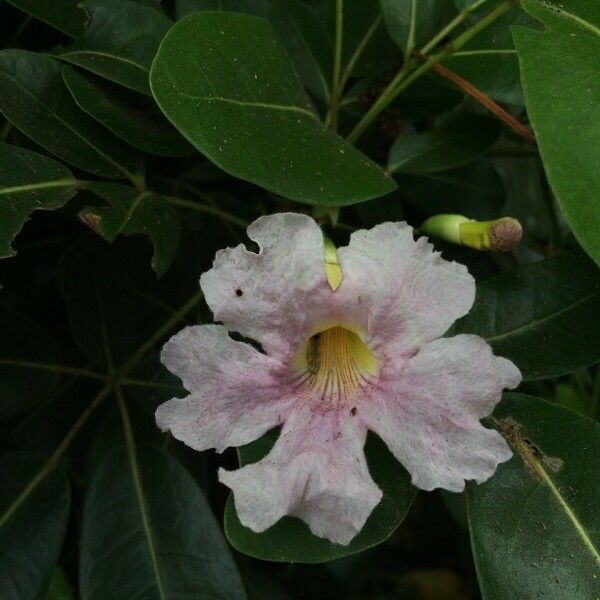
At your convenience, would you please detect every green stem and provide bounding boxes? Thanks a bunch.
[325,0,344,129]
[420,0,492,55]
[163,194,248,229]
[0,359,106,381]
[347,0,518,144]
[339,15,382,95]
[121,377,183,392]
[0,290,203,531]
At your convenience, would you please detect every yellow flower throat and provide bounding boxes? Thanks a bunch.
[295,327,377,403]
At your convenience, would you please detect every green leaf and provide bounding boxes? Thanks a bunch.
[0,452,71,600]
[0,142,76,259]
[80,444,247,600]
[513,0,600,266]
[468,393,600,599]
[451,250,600,379]
[396,159,506,219]
[224,432,416,563]
[0,50,144,180]
[5,0,87,37]
[150,12,396,206]
[62,66,192,157]
[66,246,137,369]
[379,0,451,54]
[0,307,62,420]
[387,114,501,174]
[56,0,172,95]
[81,182,181,278]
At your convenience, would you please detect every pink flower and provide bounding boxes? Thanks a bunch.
[156,213,520,545]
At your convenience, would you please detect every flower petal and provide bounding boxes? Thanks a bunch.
[337,223,475,358]
[360,335,520,492]
[157,325,293,452]
[200,213,330,358]
[219,406,382,545]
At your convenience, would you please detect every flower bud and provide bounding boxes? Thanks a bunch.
[420,214,523,252]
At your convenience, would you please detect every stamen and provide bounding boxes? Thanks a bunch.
[295,327,377,407]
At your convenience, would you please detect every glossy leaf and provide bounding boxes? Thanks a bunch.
[451,250,600,379]
[82,182,181,278]
[0,142,76,258]
[468,393,600,599]
[0,50,143,180]
[224,432,416,563]
[0,453,71,600]
[150,12,396,206]
[62,66,192,157]
[397,159,505,220]
[80,443,246,600]
[513,0,600,266]
[5,0,87,37]
[388,114,501,174]
[0,307,62,420]
[56,0,172,95]
[379,0,451,54]
[66,246,137,369]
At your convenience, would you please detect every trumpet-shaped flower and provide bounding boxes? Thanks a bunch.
[156,213,520,545]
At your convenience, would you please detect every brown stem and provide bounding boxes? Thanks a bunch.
[414,51,536,145]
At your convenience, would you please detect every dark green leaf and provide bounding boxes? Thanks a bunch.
[225,432,416,563]
[388,114,501,174]
[0,142,76,258]
[0,452,70,600]
[5,0,87,37]
[66,246,137,369]
[396,159,505,219]
[513,0,600,265]
[379,0,451,54]
[0,50,144,180]
[468,393,600,599]
[150,12,396,206]
[451,250,600,379]
[56,0,172,95]
[62,66,192,157]
[0,306,62,420]
[80,443,246,600]
[82,182,181,278]
[45,568,74,600]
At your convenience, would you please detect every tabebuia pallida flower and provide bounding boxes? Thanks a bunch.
[156,214,521,545]
[420,214,523,251]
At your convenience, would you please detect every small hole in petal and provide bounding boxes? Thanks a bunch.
[235,289,243,297]
[351,407,357,416]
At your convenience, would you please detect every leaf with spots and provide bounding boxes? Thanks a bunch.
[150,12,395,206]
[468,393,600,599]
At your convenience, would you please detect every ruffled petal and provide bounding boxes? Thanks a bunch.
[200,213,330,358]
[337,223,475,360]
[360,335,521,492]
[157,325,294,452]
[219,406,382,545]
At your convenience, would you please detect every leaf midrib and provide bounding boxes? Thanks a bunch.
[0,178,75,196]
